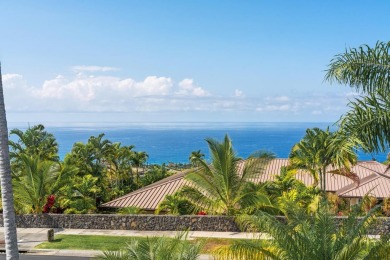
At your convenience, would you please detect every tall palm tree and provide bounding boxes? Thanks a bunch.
[325,41,390,154]
[105,143,135,193]
[214,199,390,259]
[64,138,109,206]
[131,151,149,184]
[289,128,359,191]
[189,150,204,166]
[9,124,59,163]
[0,63,19,259]
[180,134,274,215]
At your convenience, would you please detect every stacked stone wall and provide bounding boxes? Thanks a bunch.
[0,214,240,232]
[0,214,389,234]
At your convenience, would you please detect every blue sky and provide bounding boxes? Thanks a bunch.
[1,1,389,125]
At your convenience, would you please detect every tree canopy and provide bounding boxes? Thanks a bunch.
[326,41,390,154]
[180,134,275,215]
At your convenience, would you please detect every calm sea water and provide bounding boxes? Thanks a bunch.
[9,122,387,164]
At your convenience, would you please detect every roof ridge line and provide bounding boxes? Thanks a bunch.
[336,162,388,196]
[101,170,191,206]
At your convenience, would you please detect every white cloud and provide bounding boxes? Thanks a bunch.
[1,70,354,123]
[234,89,244,97]
[176,79,210,97]
[71,65,119,72]
[3,73,23,82]
[33,74,173,102]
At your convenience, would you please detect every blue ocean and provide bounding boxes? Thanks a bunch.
[9,122,387,164]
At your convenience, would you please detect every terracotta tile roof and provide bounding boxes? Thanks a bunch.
[337,162,390,199]
[101,159,389,210]
[102,171,189,210]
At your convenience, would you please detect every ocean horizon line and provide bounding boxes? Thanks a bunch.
[7,121,336,131]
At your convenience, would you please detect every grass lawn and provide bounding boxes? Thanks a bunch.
[35,234,236,254]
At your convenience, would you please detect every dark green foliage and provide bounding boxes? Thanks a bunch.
[214,199,390,259]
[289,127,359,191]
[64,133,145,207]
[9,124,59,169]
[155,193,195,215]
[12,155,77,214]
[139,165,169,187]
[7,127,152,214]
[189,150,204,166]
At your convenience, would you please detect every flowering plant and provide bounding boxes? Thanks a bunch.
[42,194,56,213]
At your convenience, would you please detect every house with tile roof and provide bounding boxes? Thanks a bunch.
[101,159,390,212]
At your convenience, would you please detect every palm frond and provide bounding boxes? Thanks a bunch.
[213,239,270,260]
[338,89,390,153]
[325,41,390,94]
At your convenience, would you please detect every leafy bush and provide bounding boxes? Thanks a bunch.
[214,199,390,259]
[96,232,202,260]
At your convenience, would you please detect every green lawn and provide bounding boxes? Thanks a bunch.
[35,234,236,254]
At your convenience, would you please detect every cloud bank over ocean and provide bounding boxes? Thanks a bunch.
[3,66,354,124]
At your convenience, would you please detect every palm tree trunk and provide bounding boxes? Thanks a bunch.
[0,64,19,259]
[322,166,327,193]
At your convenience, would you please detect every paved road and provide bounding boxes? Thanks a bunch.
[0,255,90,260]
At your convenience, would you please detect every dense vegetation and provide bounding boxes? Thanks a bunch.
[7,124,172,214]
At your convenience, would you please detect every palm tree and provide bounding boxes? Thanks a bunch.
[131,151,149,184]
[155,193,194,215]
[105,143,135,196]
[61,174,101,214]
[64,134,113,203]
[214,199,390,259]
[9,124,59,163]
[289,127,359,191]
[189,150,204,166]
[325,41,390,154]
[0,63,19,259]
[12,155,77,214]
[180,134,275,215]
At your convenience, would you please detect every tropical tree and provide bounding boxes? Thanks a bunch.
[60,174,101,214]
[64,134,113,204]
[0,64,19,259]
[180,134,275,215]
[105,143,136,197]
[9,124,59,170]
[139,165,168,187]
[264,167,302,199]
[131,151,149,184]
[12,155,77,214]
[155,193,194,215]
[289,127,359,192]
[264,167,320,213]
[189,150,204,167]
[325,41,390,154]
[214,199,390,259]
